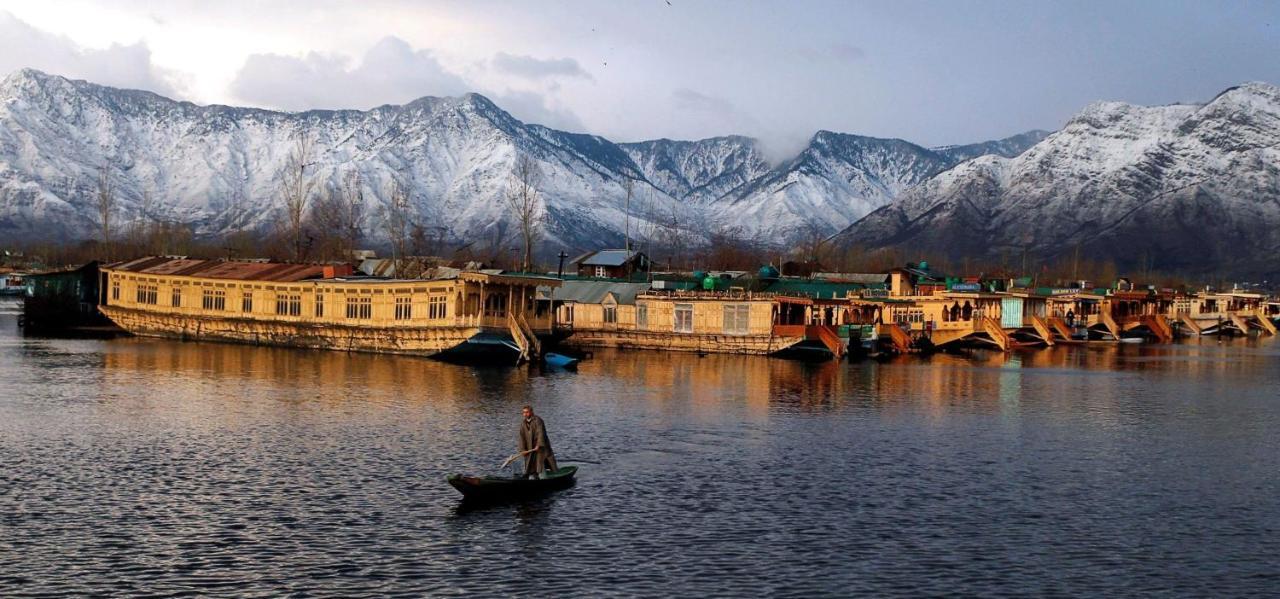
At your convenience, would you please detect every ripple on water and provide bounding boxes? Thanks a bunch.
[1,305,1279,596]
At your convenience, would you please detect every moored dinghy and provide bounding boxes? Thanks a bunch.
[543,352,580,368]
[447,466,578,502]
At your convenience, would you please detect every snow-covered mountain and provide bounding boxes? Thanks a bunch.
[834,82,1280,276]
[0,68,663,250]
[933,130,1050,165]
[714,132,953,238]
[619,136,770,204]
[697,130,1049,239]
[0,68,1047,252]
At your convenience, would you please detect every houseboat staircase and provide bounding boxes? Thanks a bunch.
[1140,314,1174,343]
[1097,311,1122,341]
[807,325,845,360]
[1254,309,1278,335]
[982,317,1013,352]
[508,312,541,362]
[1047,317,1082,343]
[1029,315,1056,346]
[1229,313,1253,336]
[1178,314,1204,336]
[885,324,914,354]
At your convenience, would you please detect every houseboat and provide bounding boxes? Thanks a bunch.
[546,275,849,360]
[20,261,118,332]
[99,256,560,362]
[1,270,26,296]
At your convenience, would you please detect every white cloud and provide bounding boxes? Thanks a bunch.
[492,89,585,132]
[672,88,737,115]
[491,52,593,82]
[229,36,470,111]
[227,34,587,133]
[0,11,182,97]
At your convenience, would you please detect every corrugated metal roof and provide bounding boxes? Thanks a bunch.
[358,258,397,277]
[547,280,650,304]
[577,249,639,267]
[108,256,329,282]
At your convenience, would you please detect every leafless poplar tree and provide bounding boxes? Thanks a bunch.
[95,167,116,256]
[662,202,689,270]
[382,180,414,277]
[505,155,543,272]
[279,135,316,261]
[128,188,159,253]
[795,220,834,267]
[311,171,365,261]
[622,178,633,252]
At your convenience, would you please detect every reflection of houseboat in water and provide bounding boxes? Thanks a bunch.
[99,257,560,363]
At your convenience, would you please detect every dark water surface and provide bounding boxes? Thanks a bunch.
[2,298,1278,597]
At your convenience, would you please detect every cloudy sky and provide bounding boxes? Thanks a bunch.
[1,0,1277,154]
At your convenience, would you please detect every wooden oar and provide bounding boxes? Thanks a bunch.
[500,449,536,469]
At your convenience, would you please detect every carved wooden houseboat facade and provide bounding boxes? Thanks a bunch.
[100,257,559,362]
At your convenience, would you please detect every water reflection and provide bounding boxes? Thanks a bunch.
[3,298,1279,596]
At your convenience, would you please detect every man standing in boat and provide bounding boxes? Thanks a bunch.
[519,405,558,478]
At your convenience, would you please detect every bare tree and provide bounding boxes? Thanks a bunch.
[660,201,689,270]
[95,167,116,258]
[794,220,835,269]
[311,170,365,261]
[279,135,316,261]
[505,155,543,272]
[474,220,512,267]
[622,177,633,252]
[382,180,414,277]
[127,188,161,254]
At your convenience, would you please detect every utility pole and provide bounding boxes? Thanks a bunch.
[557,250,568,278]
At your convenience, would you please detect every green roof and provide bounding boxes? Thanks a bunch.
[764,279,865,299]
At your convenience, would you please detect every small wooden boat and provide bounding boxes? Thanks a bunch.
[543,352,580,368]
[446,466,578,502]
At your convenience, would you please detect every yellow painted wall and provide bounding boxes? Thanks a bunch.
[565,296,774,336]
[104,270,554,331]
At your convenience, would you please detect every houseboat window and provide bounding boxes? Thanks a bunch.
[395,297,413,320]
[346,296,372,320]
[242,292,253,313]
[316,294,325,317]
[636,304,648,328]
[604,305,617,324]
[595,266,607,278]
[136,284,158,305]
[172,286,182,307]
[202,289,226,311]
[723,304,750,335]
[276,294,302,317]
[674,303,694,333]
[111,281,120,301]
[429,295,447,319]
[484,293,508,317]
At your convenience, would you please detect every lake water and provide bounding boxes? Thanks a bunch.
[2,297,1278,596]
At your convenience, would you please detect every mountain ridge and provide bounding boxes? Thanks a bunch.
[833,81,1280,277]
[1,67,1050,253]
